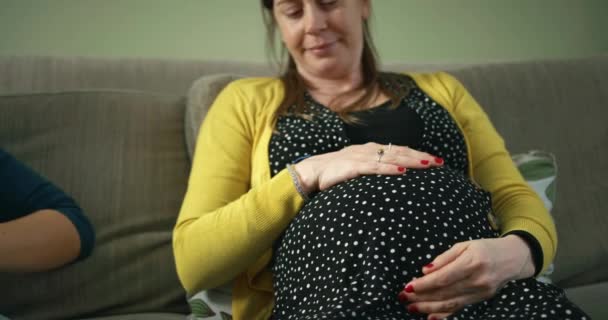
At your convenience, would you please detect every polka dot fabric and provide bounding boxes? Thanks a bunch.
[268,74,589,320]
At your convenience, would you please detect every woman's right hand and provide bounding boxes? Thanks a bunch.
[293,143,444,194]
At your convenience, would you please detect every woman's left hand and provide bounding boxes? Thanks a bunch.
[398,235,536,320]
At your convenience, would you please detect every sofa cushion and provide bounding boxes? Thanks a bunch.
[512,150,557,212]
[0,91,190,319]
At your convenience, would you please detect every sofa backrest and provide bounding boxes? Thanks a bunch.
[0,55,274,96]
[0,55,465,96]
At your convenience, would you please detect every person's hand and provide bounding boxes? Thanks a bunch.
[397,235,535,320]
[293,143,444,194]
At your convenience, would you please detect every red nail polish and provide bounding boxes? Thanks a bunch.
[434,157,444,164]
[407,304,419,313]
[421,160,429,165]
[424,263,434,269]
[397,291,408,303]
[405,284,414,293]
[398,166,405,172]
[430,317,438,320]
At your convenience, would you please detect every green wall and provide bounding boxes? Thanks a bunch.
[1,0,607,63]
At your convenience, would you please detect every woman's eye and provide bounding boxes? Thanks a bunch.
[319,0,337,7]
[285,9,302,18]
[283,5,303,18]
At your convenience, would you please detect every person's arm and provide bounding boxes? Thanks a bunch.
[0,209,81,272]
[173,80,306,294]
[0,149,95,272]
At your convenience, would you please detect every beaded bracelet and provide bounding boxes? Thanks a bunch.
[286,163,310,202]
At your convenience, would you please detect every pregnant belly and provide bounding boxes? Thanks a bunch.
[277,166,497,256]
[272,166,498,307]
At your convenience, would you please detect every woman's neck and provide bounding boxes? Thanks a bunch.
[299,70,388,112]
[298,66,365,109]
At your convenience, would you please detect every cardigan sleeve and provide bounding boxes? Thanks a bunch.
[0,149,95,261]
[413,72,558,275]
[173,80,305,294]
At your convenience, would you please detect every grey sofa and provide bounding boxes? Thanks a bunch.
[0,55,606,319]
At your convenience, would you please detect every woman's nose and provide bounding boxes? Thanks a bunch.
[303,6,328,34]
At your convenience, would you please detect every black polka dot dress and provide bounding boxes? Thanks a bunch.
[268,73,589,320]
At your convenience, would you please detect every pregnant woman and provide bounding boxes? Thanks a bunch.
[173,0,589,319]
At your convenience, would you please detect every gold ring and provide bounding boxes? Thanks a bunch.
[376,148,385,162]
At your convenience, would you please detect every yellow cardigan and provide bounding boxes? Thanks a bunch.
[173,72,557,320]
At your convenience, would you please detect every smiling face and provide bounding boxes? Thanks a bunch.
[273,0,370,81]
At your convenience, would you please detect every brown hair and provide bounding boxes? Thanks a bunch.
[261,0,404,122]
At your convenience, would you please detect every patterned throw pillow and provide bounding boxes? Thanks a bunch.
[188,284,233,320]
[511,150,557,283]
[186,150,558,318]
